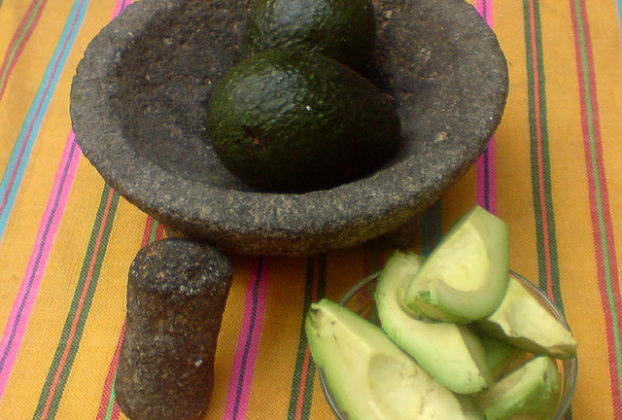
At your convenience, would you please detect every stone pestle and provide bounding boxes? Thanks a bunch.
[115,237,232,420]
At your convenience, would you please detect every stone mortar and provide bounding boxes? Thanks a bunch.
[70,0,508,256]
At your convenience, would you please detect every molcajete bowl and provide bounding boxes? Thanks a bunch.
[70,0,508,256]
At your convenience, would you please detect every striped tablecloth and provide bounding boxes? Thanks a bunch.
[1,0,621,418]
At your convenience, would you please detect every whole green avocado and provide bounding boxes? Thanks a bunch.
[206,49,401,192]
[238,0,376,73]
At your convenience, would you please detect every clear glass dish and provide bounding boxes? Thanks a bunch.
[319,270,578,420]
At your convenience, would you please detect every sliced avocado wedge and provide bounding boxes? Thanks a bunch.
[479,334,525,381]
[305,299,484,420]
[375,250,492,394]
[403,206,510,323]
[474,356,562,420]
[477,276,578,358]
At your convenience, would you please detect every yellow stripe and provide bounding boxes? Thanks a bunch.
[0,0,117,363]
[244,256,309,417]
[204,254,257,419]
[0,0,74,171]
[52,196,144,419]
[0,163,105,417]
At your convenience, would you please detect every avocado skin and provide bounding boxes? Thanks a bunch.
[206,50,400,192]
[375,251,492,394]
[474,356,561,420]
[404,206,510,323]
[239,0,376,73]
[477,276,578,359]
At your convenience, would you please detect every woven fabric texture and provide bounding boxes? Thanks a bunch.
[1,0,621,418]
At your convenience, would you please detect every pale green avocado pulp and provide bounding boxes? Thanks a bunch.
[404,206,510,323]
[477,276,578,359]
[479,334,525,381]
[474,356,562,420]
[375,250,492,394]
[305,299,484,420]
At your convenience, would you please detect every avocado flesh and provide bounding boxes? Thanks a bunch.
[375,250,492,394]
[305,299,484,420]
[206,49,400,192]
[239,0,376,73]
[479,334,525,381]
[404,206,510,323]
[477,277,578,359]
[474,356,562,420]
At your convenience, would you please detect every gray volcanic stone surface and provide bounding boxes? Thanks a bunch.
[115,238,233,420]
[70,0,508,256]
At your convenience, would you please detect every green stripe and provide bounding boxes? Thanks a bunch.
[149,219,160,244]
[287,255,326,419]
[573,0,612,291]
[102,385,116,420]
[421,200,442,256]
[0,0,45,88]
[522,0,565,313]
[33,185,119,419]
[572,0,622,397]
[368,245,381,272]
[573,0,613,282]
[101,218,161,419]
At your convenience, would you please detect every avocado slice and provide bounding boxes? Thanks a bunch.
[477,276,578,358]
[479,334,525,381]
[403,206,510,323]
[375,250,492,394]
[474,356,562,420]
[239,0,376,73]
[206,49,400,192]
[305,299,484,420]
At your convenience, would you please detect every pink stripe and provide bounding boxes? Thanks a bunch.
[476,0,494,26]
[475,0,497,213]
[224,257,269,419]
[112,0,129,18]
[0,0,49,101]
[0,132,80,397]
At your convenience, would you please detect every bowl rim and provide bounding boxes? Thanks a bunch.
[320,270,578,420]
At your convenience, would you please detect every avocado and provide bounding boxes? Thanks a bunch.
[479,334,524,381]
[473,356,562,420]
[477,276,578,358]
[375,250,492,394]
[305,299,484,420]
[403,206,510,323]
[206,49,400,192]
[239,0,376,73]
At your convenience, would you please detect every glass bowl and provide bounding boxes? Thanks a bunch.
[319,271,578,420]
